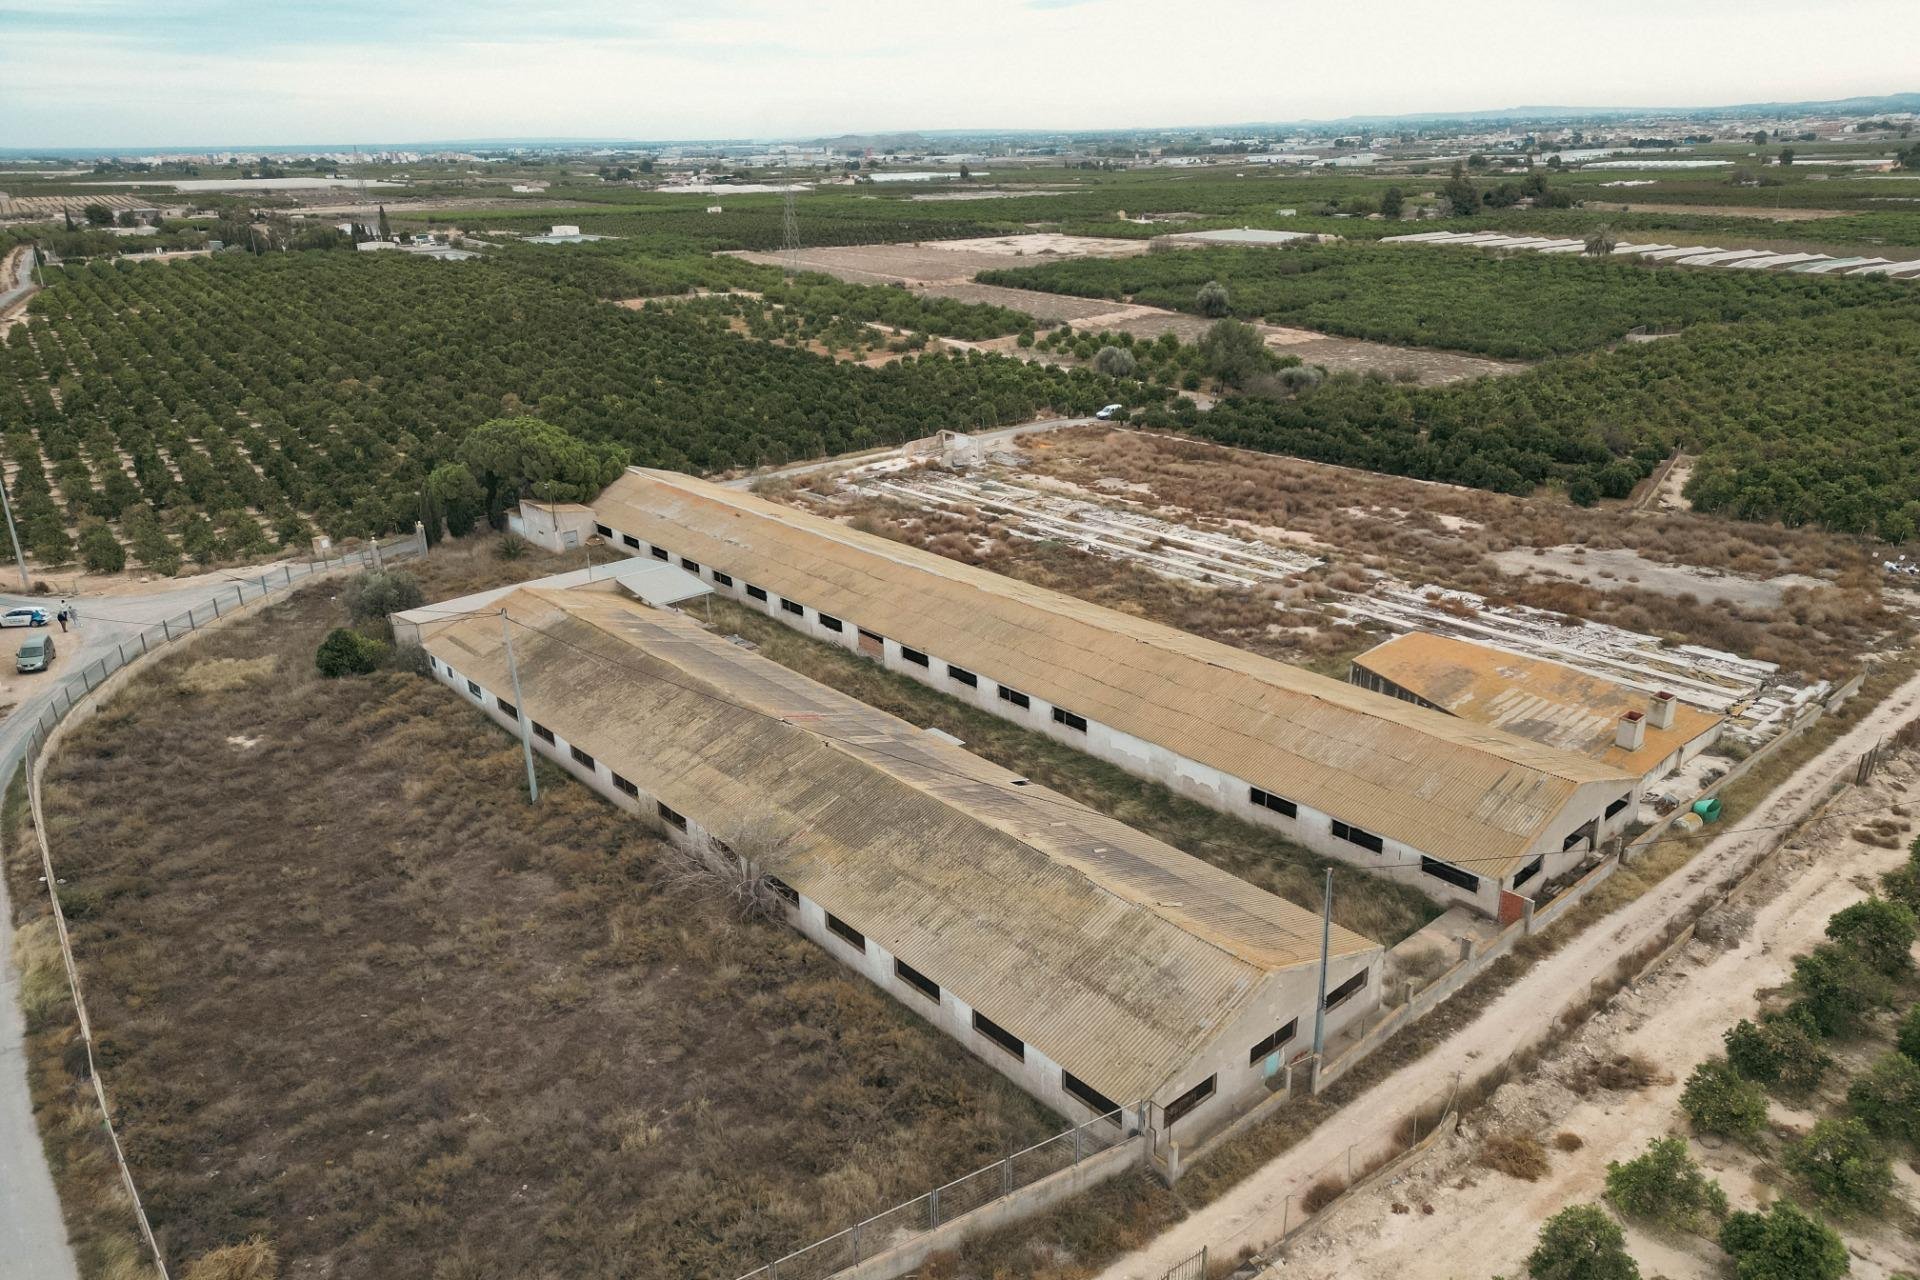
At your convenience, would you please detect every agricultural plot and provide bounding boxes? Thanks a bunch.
[0,251,1121,571]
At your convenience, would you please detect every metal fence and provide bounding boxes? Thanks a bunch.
[737,1108,1137,1280]
[1159,1247,1208,1280]
[12,533,424,773]
[9,530,424,1279]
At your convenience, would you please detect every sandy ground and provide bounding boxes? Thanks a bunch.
[1490,545,1826,610]
[1275,765,1920,1280]
[1093,663,1920,1279]
[734,243,1522,387]
[1608,203,1856,221]
[0,621,72,713]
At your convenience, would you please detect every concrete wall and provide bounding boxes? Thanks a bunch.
[586,522,1622,916]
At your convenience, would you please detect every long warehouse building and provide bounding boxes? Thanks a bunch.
[420,586,1383,1143]
[591,469,1643,916]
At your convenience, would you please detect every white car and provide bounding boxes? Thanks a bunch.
[1095,403,1125,421]
[1,607,48,628]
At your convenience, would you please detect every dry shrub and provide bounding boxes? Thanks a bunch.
[174,655,277,695]
[184,1239,278,1280]
[1553,1132,1585,1153]
[1479,1134,1550,1181]
[1300,1175,1346,1215]
[1585,1052,1666,1094]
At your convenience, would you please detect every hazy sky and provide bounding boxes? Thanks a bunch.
[3,0,1917,148]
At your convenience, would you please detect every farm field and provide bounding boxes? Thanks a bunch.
[3,538,1063,1280]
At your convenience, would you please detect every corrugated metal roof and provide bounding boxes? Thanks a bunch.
[591,470,1636,874]
[1353,632,1723,776]
[426,587,1377,1103]
[611,560,711,607]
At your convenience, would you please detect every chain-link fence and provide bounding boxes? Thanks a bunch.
[8,529,424,1279]
[737,1108,1137,1280]
[1264,1076,1457,1247]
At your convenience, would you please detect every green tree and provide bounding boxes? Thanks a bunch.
[1605,1136,1727,1230]
[377,204,392,240]
[426,461,486,538]
[78,523,126,574]
[1585,226,1618,256]
[1791,943,1894,1036]
[1900,1005,1920,1062]
[1092,345,1137,377]
[1720,1202,1848,1280]
[83,203,114,226]
[1681,1056,1769,1138]
[457,416,628,527]
[315,627,388,678]
[1725,1015,1830,1095]
[342,569,424,629]
[1197,318,1269,388]
[1786,1117,1892,1214]
[1380,186,1405,219]
[1526,1204,1638,1280]
[1824,897,1915,975]
[1779,148,1795,166]
[1845,1052,1920,1142]
[1442,163,1480,216]
[1195,279,1231,317]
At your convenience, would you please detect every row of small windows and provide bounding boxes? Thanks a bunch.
[1051,706,1087,732]
[1420,856,1479,893]
[1324,968,1368,1011]
[1605,793,1632,820]
[1249,786,1297,818]
[1511,855,1544,889]
[998,685,1030,710]
[1248,1018,1298,1065]
[781,599,805,616]
[901,646,930,667]
[1331,820,1384,854]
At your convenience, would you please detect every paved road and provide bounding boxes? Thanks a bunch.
[0,561,337,1280]
[721,415,1101,490]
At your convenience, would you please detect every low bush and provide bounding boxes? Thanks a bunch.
[184,1238,279,1280]
[1605,1136,1728,1231]
[1785,1117,1893,1214]
[1719,1202,1847,1280]
[313,627,387,678]
[341,569,425,629]
[1553,1132,1585,1152]
[1526,1204,1639,1280]
[1681,1057,1769,1139]
[1725,1013,1831,1095]
[1481,1134,1551,1181]
[1846,1052,1920,1142]
[1300,1176,1346,1215]
[1899,1005,1920,1063]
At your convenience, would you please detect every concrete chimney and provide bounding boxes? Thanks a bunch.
[1615,709,1646,751]
[1648,690,1677,731]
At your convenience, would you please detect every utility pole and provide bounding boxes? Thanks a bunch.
[501,610,538,804]
[0,473,28,590]
[1311,867,1333,1061]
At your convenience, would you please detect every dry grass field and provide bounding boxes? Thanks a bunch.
[6,536,1058,1280]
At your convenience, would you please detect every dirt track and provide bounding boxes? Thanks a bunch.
[1278,768,1920,1280]
[1094,665,1920,1280]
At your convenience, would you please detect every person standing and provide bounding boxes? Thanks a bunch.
[55,607,66,633]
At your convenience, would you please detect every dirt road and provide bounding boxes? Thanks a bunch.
[1094,665,1920,1280]
[1279,769,1920,1280]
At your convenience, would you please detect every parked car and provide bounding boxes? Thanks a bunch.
[1095,403,1125,421]
[1,607,47,628]
[16,633,53,673]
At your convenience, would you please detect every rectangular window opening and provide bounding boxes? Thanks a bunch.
[656,802,687,832]
[466,679,482,698]
[497,699,517,721]
[680,557,700,572]
[712,570,734,588]
[818,613,843,632]
[1323,968,1368,1012]
[900,646,930,667]
[611,773,639,798]
[650,546,669,561]
[780,598,805,616]
[1062,1072,1123,1123]
[894,958,940,1001]
[1051,706,1088,732]
[1605,794,1631,819]
[947,664,978,688]
[766,876,799,906]
[1420,856,1480,893]
[570,745,595,770]
[532,722,555,745]
[826,913,866,951]
[746,585,769,602]
[1250,787,1298,818]
[594,523,613,538]
[973,1011,1025,1060]
[1512,855,1544,889]
[1249,1019,1298,1065]
[1332,820,1385,854]
[997,685,1030,709]
[621,533,639,549]
[1162,1075,1216,1127]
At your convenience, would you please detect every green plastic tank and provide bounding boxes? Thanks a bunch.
[1691,796,1723,823]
